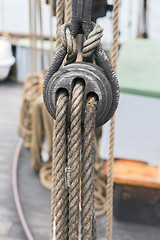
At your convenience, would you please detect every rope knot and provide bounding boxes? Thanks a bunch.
[82,24,103,61]
[59,24,77,64]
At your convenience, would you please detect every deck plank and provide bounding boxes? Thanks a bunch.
[0,80,25,239]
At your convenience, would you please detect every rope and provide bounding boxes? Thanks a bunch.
[58,24,77,64]
[82,24,103,60]
[27,0,53,170]
[48,1,119,239]
[50,120,56,240]
[56,0,65,50]
[48,2,57,233]
[30,95,53,170]
[48,15,104,240]
[38,131,106,218]
[95,160,107,217]
[65,0,72,24]
[50,2,72,239]
[81,94,98,240]
[106,1,120,240]
[19,74,43,148]
[55,91,68,239]
[19,0,44,148]
[68,80,84,239]
[50,1,65,239]
[81,28,106,235]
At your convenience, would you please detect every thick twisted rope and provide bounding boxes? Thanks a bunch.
[58,24,77,64]
[56,0,65,50]
[50,120,56,240]
[65,0,72,24]
[106,1,120,240]
[49,0,56,236]
[50,2,72,239]
[81,94,98,240]
[68,80,84,239]
[55,91,68,240]
[82,24,103,60]
[50,1,118,239]
[50,1,64,238]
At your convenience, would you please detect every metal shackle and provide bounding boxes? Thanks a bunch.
[43,62,119,128]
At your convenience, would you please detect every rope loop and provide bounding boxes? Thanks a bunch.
[82,24,103,61]
[59,23,78,64]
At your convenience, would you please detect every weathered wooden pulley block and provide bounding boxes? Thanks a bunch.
[43,0,120,127]
[42,0,120,239]
[44,62,118,128]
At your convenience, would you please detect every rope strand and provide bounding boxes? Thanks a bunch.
[50,1,71,239]
[50,119,56,240]
[81,94,98,240]
[56,0,65,50]
[68,81,84,239]
[65,0,72,24]
[106,1,120,240]
[55,91,68,240]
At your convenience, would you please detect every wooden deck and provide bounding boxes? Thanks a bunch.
[1,80,160,239]
[0,80,25,239]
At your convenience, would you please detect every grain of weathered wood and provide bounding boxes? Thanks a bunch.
[106,158,160,189]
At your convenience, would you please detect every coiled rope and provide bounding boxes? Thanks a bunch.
[19,0,44,148]
[106,1,120,240]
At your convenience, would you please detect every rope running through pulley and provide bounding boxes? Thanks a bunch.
[44,0,120,239]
